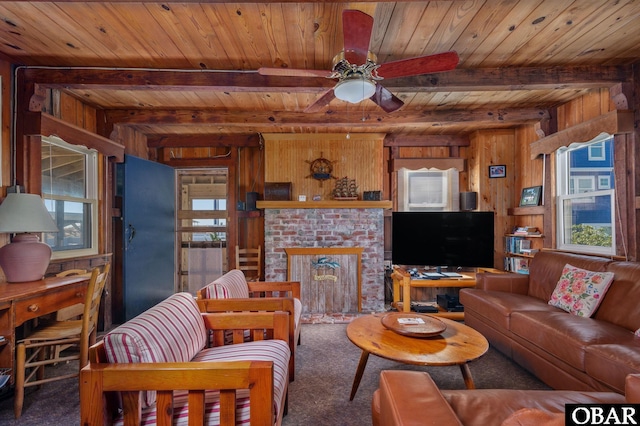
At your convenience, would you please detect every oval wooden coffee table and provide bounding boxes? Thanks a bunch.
[346,313,489,400]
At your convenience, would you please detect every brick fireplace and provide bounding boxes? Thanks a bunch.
[261,203,389,315]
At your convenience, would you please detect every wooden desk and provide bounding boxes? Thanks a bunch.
[391,268,477,319]
[0,276,90,385]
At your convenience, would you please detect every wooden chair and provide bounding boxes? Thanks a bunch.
[236,245,262,281]
[51,269,93,360]
[14,263,111,418]
[196,270,302,381]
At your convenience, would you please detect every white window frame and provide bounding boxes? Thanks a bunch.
[42,136,99,259]
[588,141,606,161]
[398,168,459,211]
[570,176,595,194]
[598,175,611,190]
[556,133,615,256]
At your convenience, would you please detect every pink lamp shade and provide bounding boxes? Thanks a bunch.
[0,192,59,283]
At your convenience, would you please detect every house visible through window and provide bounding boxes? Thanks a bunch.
[41,136,98,258]
[556,133,615,255]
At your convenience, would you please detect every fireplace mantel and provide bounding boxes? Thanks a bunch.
[257,200,392,209]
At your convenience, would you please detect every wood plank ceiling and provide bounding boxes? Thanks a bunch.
[2,0,639,143]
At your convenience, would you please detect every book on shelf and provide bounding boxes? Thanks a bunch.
[504,256,531,274]
[514,258,530,274]
[520,248,539,255]
[513,226,541,236]
[504,235,535,255]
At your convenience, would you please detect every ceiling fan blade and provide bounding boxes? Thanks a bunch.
[342,10,374,65]
[304,89,336,113]
[370,84,404,113]
[258,67,332,78]
[376,51,459,79]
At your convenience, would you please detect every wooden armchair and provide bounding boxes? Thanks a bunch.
[80,300,291,426]
[197,269,302,381]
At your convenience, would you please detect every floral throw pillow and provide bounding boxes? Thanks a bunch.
[548,264,614,317]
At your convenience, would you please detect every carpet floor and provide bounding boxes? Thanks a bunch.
[0,322,549,425]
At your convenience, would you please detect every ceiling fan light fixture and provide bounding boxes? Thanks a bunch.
[334,77,376,104]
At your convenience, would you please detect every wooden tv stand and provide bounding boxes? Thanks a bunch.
[391,267,478,320]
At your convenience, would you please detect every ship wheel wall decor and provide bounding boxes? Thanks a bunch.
[306,153,336,185]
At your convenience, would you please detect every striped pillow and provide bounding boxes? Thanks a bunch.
[203,283,229,299]
[206,269,250,299]
[103,292,208,407]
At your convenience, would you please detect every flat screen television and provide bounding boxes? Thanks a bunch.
[392,211,495,269]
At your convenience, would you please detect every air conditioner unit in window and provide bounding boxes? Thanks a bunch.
[398,168,459,211]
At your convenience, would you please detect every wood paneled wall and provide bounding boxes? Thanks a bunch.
[237,146,264,252]
[468,129,516,269]
[263,133,385,200]
[558,88,614,129]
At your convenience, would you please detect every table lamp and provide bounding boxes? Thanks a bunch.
[0,190,59,282]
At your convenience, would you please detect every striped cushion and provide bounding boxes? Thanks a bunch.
[204,269,250,299]
[103,292,208,407]
[293,298,302,329]
[204,283,229,299]
[194,340,290,416]
[114,340,290,426]
[115,390,252,426]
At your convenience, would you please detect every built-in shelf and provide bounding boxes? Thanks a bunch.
[505,252,535,259]
[508,206,545,216]
[256,200,392,209]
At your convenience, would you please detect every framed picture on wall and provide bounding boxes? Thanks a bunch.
[489,165,506,178]
[519,186,543,207]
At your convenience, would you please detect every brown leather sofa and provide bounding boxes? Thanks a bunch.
[460,250,640,394]
[372,370,638,426]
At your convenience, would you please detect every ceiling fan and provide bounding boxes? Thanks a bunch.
[258,9,459,113]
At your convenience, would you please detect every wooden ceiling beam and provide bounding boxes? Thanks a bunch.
[397,65,631,91]
[21,65,630,93]
[384,134,469,147]
[105,108,549,128]
[19,0,452,3]
[147,134,260,148]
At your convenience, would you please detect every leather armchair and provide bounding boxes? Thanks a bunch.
[372,370,638,426]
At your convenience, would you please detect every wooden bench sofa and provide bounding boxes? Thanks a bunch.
[80,292,291,426]
[197,269,302,380]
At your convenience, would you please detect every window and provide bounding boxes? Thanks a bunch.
[398,168,459,211]
[556,133,615,255]
[41,136,98,258]
[598,176,611,190]
[190,198,227,242]
[588,141,605,161]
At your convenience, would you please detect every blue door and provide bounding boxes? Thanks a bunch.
[121,155,175,321]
